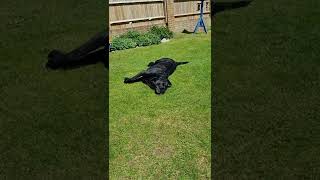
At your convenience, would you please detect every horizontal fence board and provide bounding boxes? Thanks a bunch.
[110,19,165,31]
[110,2,164,22]
[174,0,210,15]
[174,11,210,17]
[109,0,163,5]
[110,16,165,24]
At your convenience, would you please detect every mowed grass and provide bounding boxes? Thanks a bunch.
[213,0,320,178]
[0,0,107,178]
[109,33,211,178]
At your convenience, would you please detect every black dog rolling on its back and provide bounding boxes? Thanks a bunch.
[124,58,188,95]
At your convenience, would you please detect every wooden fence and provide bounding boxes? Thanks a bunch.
[109,0,211,37]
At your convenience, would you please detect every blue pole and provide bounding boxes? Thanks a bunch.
[193,0,207,34]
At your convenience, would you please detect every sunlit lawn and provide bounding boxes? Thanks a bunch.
[109,32,211,178]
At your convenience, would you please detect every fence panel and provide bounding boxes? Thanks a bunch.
[110,1,165,24]
[172,0,211,32]
[109,0,211,37]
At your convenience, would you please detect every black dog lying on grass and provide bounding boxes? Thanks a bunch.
[124,58,188,95]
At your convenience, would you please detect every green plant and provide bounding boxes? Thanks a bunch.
[119,30,141,39]
[111,37,137,50]
[146,32,161,45]
[149,26,173,39]
[111,27,170,51]
[136,32,161,46]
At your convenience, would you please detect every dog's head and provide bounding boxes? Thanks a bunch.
[154,77,170,95]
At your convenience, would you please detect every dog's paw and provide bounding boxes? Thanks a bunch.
[46,50,66,69]
[124,77,130,83]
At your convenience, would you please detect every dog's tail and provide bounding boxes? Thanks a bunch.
[176,61,189,66]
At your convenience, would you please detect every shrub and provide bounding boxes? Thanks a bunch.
[119,30,141,40]
[110,26,172,51]
[134,32,159,47]
[149,26,173,39]
[111,37,137,50]
[146,32,161,45]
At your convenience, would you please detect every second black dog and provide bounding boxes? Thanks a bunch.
[124,58,188,95]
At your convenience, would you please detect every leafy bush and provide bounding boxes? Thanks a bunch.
[135,34,153,47]
[111,37,137,50]
[149,26,173,39]
[110,26,172,51]
[119,30,141,39]
[135,32,160,47]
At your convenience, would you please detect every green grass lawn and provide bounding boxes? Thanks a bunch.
[0,0,107,178]
[109,32,211,178]
[213,0,320,178]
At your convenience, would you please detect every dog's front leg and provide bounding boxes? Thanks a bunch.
[124,71,146,83]
[66,31,107,60]
[46,31,107,69]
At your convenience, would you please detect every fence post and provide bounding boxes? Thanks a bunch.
[166,0,175,31]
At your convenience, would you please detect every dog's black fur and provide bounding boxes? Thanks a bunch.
[46,31,108,69]
[124,58,188,95]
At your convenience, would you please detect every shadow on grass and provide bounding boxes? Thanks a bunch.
[182,29,194,34]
